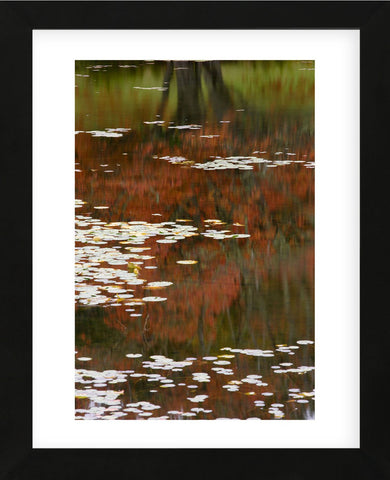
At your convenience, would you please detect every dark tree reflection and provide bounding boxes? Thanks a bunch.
[158,61,233,124]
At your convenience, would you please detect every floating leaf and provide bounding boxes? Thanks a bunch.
[142,296,167,302]
[187,395,208,403]
[145,281,173,289]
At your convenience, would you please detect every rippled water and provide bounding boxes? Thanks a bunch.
[75,60,315,420]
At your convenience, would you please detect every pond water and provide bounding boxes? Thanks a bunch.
[75,60,314,420]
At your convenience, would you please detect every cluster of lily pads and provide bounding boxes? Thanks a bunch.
[167,124,202,130]
[157,154,315,171]
[75,128,131,138]
[75,210,253,307]
[75,216,197,306]
[76,216,199,245]
[85,64,112,70]
[75,341,315,420]
[201,230,250,240]
[191,155,270,171]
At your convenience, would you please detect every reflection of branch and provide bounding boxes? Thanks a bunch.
[142,313,151,348]
[143,313,150,334]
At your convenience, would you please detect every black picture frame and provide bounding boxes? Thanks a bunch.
[1,1,387,478]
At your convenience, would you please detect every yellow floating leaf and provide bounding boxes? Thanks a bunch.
[128,262,141,275]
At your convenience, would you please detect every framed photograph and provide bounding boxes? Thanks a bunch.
[3,1,387,477]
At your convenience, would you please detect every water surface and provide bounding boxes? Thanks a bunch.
[75,60,314,420]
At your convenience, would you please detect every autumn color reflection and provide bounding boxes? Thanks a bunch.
[75,60,314,420]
